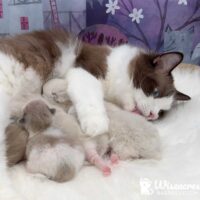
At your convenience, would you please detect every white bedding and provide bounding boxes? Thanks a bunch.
[7,65,200,200]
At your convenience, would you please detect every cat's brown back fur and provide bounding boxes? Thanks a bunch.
[0,29,70,80]
[0,29,111,81]
[76,43,110,78]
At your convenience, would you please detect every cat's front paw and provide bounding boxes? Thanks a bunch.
[80,114,109,137]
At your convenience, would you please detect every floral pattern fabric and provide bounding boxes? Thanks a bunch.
[86,0,200,64]
[0,0,199,64]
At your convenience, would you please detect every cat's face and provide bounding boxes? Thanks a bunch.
[129,52,190,120]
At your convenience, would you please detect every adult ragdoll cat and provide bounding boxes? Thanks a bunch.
[0,29,190,137]
[0,29,190,199]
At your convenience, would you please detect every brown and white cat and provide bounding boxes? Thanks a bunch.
[0,29,190,138]
[0,29,190,199]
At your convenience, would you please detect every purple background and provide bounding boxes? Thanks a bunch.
[85,0,200,64]
[0,0,199,64]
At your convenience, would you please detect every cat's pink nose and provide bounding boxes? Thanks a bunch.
[147,112,157,120]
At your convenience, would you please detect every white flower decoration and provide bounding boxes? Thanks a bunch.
[178,0,187,5]
[105,0,120,15]
[129,8,144,24]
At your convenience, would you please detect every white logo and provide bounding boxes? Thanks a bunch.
[139,178,200,196]
[140,178,154,195]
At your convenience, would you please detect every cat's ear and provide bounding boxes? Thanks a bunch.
[175,90,191,101]
[153,52,183,74]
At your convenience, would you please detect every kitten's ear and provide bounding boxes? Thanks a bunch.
[175,90,191,101]
[153,52,183,74]
[50,108,56,115]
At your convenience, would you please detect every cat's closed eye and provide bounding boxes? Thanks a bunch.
[152,88,160,98]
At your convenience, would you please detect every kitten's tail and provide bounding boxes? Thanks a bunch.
[51,144,85,183]
[52,162,76,183]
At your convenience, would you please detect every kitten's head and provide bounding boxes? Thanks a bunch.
[128,51,190,120]
[20,100,56,132]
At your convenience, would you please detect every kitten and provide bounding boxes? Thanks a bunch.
[106,102,161,160]
[43,79,161,161]
[5,122,29,166]
[20,100,85,182]
[0,29,190,139]
[68,102,161,161]
[21,100,111,177]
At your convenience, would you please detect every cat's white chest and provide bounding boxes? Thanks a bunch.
[102,45,139,110]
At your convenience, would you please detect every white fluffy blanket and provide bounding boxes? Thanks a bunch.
[6,65,200,200]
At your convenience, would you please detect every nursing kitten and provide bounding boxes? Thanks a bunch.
[21,100,114,177]
[5,122,28,166]
[21,100,85,182]
[106,103,161,160]
[68,102,161,161]
[0,29,190,139]
[43,79,161,161]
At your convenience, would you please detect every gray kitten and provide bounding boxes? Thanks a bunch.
[20,99,85,182]
[106,102,161,160]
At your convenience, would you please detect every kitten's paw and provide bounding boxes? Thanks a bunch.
[51,90,69,103]
[80,114,109,137]
[110,153,119,165]
[102,166,112,176]
[43,78,69,103]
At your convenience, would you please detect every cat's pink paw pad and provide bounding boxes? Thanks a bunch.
[102,166,111,176]
[110,154,119,165]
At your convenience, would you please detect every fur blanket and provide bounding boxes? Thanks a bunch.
[3,64,200,200]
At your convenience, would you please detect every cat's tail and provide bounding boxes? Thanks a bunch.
[0,88,25,200]
[50,144,85,183]
[52,161,76,183]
